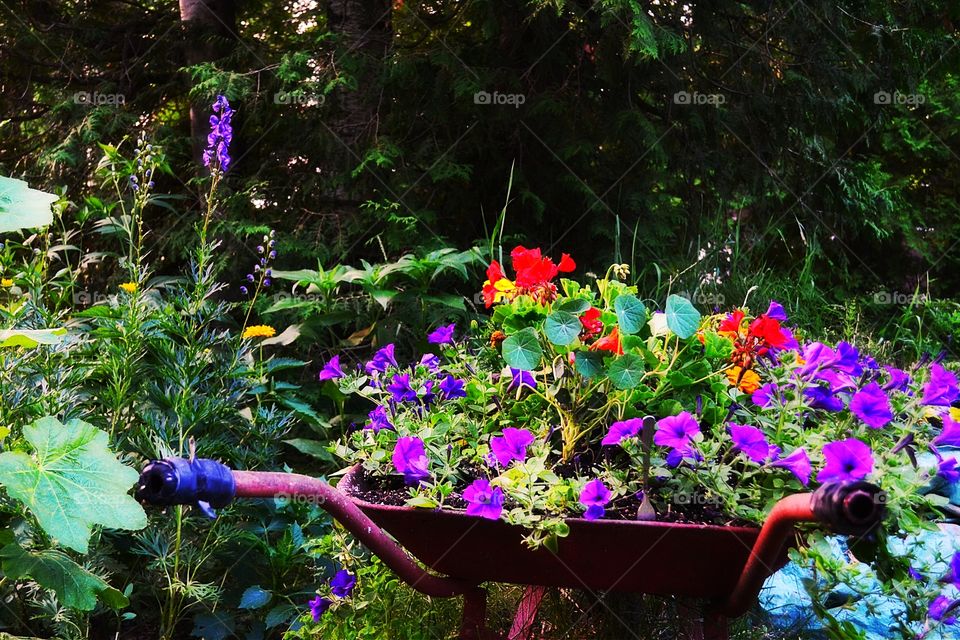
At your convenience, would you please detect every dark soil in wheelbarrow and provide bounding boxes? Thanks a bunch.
[347,466,751,527]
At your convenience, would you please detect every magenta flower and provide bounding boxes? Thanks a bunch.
[833,342,863,376]
[797,342,837,376]
[508,368,537,391]
[751,382,780,408]
[386,373,418,403]
[463,478,504,520]
[579,478,611,520]
[817,438,873,484]
[330,570,356,597]
[392,437,430,484]
[309,595,331,621]
[318,355,345,381]
[772,448,811,486]
[365,405,393,432]
[814,369,857,392]
[490,428,535,466]
[765,300,787,322]
[365,344,398,375]
[922,364,959,407]
[849,382,893,429]
[418,353,440,372]
[803,386,844,412]
[654,412,701,452]
[418,379,437,406]
[938,457,960,484]
[928,595,957,625]
[601,418,643,446]
[934,416,960,448]
[882,366,911,392]
[728,423,775,463]
[427,323,456,345]
[438,374,466,399]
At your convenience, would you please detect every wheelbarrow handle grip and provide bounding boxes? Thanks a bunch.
[135,458,481,600]
[717,481,886,618]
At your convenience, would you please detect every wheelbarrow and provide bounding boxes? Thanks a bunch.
[136,457,886,640]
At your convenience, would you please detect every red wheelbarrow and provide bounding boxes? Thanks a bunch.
[136,457,885,640]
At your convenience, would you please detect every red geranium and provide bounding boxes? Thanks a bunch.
[481,246,576,307]
[580,307,603,338]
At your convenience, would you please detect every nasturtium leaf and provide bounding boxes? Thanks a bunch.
[666,370,694,388]
[574,351,604,379]
[614,295,647,334]
[0,417,147,553]
[606,354,645,389]
[191,611,236,640]
[544,310,581,345]
[704,331,734,359]
[555,298,591,314]
[0,542,128,610]
[239,585,273,610]
[0,176,57,233]
[665,295,701,339]
[501,327,542,371]
[0,328,67,348]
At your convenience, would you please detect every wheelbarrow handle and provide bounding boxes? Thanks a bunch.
[135,458,481,601]
[717,481,886,618]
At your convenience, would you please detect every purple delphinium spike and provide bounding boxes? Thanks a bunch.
[490,428,535,466]
[463,478,504,520]
[849,382,893,429]
[771,448,811,486]
[601,418,643,446]
[318,355,346,382]
[427,323,456,345]
[203,95,233,172]
[922,364,959,407]
[817,438,873,484]
[727,423,775,463]
[392,437,430,485]
[579,478,612,520]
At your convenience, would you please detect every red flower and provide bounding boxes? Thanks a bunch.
[481,246,575,307]
[580,307,603,338]
[748,316,789,349]
[558,253,576,273]
[718,309,745,337]
[482,260,515,307]
[591,327,624,356]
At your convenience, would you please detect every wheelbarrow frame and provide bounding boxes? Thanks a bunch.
[136,458,885,640]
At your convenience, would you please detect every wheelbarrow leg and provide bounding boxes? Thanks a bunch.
[677,599,727,640]
[703,609,728,640]
[460,586,489,640]
[508,585,548,639]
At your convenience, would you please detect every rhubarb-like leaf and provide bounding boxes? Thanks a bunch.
[0,417,147,553]
[0,176,57,233]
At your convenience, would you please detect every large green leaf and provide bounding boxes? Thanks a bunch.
[0,176,57,233]
[0,328,67,348]
[606,354,645,389]
[501,327,542,371]
[614,295,647,335]
[239,585,273,610]
[574,351,604,379]
[0,417,147,553]
[665,295,701,339]
[544,310,581,345]
[0,542,127,610]
[554,298,591,314]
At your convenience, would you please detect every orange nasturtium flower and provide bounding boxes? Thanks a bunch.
[591,327,624,356]
[242,325,277,339]
[726,366,761,393]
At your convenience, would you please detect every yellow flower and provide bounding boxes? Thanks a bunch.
[242,325,276,339]
[951,407,960,423]
[119,282,138,294]
[726,366,761,394]
[0,279,13,288]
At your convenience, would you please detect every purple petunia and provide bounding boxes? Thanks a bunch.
[950,552,960,590]
[922,364,959,407]
[814,369,857,393]
[508,368,537,391]
[654,412,701,452]
[318,355,345,382]
[883,366,911,392]
[392,437,430,485]
[765,300,788,322]
[928,595,957,625]
[309,595,331,621]
[797,342,837,377]
[579,478,611,520]
[427,323,456,345]
[728,423,775,464]
[771,448,811,486]
[365,405,394,432]
[330,570,356,597]
[601,418,643,446]
[849,382,893,429]
[386,373,418,403]
[419,353,441,373]
[833,341,863,376]
[438,374,466,399]
[365,344,398,375]
[419,379,437,406]
[463,478,504,520]
[817,438,873,484]
[751,382,780,408]
[938,457,960,484]
[803,386,845,412]
[490,428,535,466]
[203,95,233,172]
[934,416,960,448]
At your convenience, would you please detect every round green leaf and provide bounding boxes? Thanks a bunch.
[665,294,701,339]
[501,327,543,371]
[606,354,645,389]
[544,310,581,345]
[574,351,604,379]
[555,298,591,314]
[614,295,647,335]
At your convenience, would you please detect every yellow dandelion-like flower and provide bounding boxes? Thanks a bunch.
[1,278,13,288]
[119,282,138,294]
[242,325,277,339]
